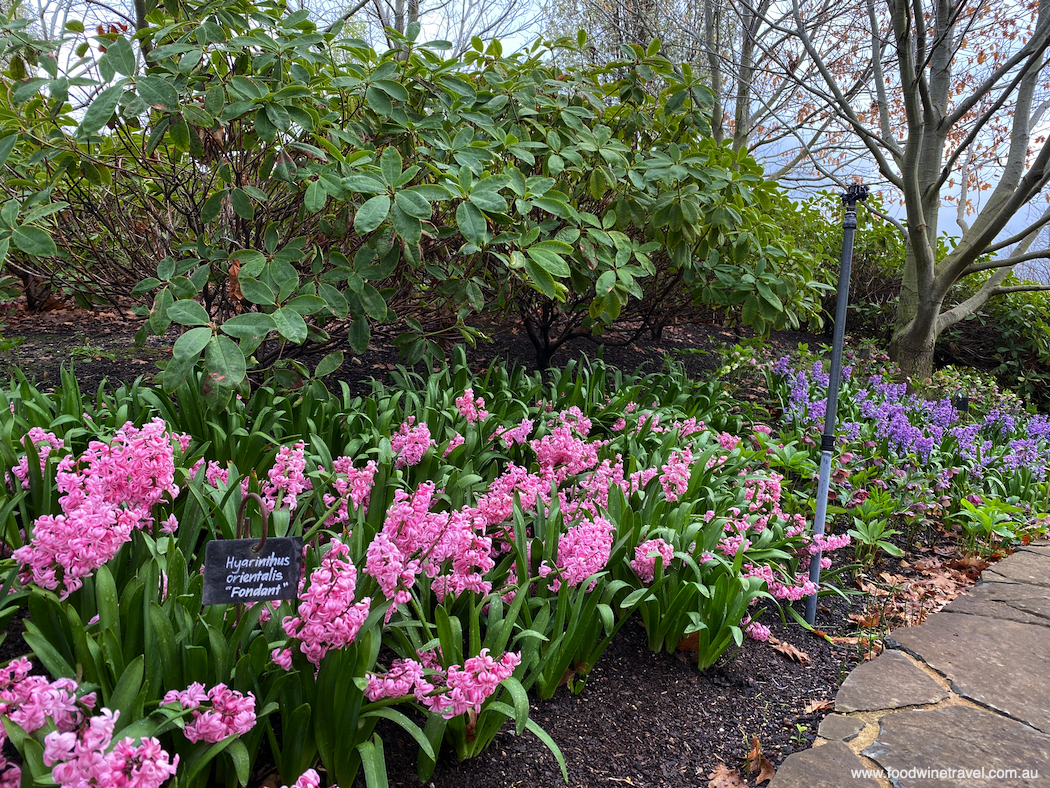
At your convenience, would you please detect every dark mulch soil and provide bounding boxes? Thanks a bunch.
[1,304,876,786]
[0,306,169,394]
[0,305,819,396]
[370,594,862,788]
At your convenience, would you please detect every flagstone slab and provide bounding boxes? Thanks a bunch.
[834,650,947,712]
[980,549,1050,588]
[817,713,865,742]
[863,705,1050,787]
[888,613,1050,733]
[768,741,882,788]
[944,582,1050,627]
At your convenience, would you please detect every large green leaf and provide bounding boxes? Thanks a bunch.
[305,180,327,213]
[524,257,557,299]
[168,117,191,152]
[354,195,390,234]
[359,284,387,320]
[379,146,403,187]
[150,288,174,334]
[221,313,276,338]
[344,175,386,194]
[136,75,179,110]
[273,308,308,343]
[319,283,349,317]
[238,277,275,306]
[285,295,326,315]
[394,190,431,219]
[108,36,137,76]
[11,225,57,257]
[173,326,212,361]
[12,79,49,105]
[166,300,210,327]
[348,317,370,353]
[0,134,18,169]
[468,184,508,213]
[231,189,254,220]
[314,350,344,377]
[205,335,247,386]
[456,201,486,245]
[230,249,266,275]
[79,82,126,135]
[527,247,570,278]
[741,294,760,326]
[201,190,226,223]
[756,281,784,311]
[390,205,421,245]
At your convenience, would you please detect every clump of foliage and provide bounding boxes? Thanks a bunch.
[938,279,1050,410]
[783,192,905,338]
[0,0,822,406]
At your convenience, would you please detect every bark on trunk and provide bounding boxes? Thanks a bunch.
[889,295,940,379]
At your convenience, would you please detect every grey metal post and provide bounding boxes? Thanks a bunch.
[805,183,868,626]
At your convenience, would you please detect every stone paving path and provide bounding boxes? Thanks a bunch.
[769,540,1050,788]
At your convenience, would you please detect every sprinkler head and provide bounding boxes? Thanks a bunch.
[842,183,870,205]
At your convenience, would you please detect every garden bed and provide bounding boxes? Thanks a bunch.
[372,600,857,788]
[0,306,1040,788]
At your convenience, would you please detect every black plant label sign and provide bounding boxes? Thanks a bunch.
[202,537,303,606]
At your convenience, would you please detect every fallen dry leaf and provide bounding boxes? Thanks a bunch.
[745,736,762,772]
[827,634,883,656]
[768,637,810,664]
[677,632,699,651]
[744,735,776,784]
[948,556,990,578]
[855,578,890,597]
[879,571,907,586]
[804,698,834,714]
[707,763,747,788]
[849,610,882,629]
[913,557,943,572]
[756,757,776,785]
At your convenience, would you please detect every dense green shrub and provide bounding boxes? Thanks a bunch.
[783,192,904,337]
[938,279,1050,409]
[0,1,822,404]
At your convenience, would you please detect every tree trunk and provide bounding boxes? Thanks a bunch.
[889,287,940,379]
[703,0,724,144]
[134,0,154,56]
